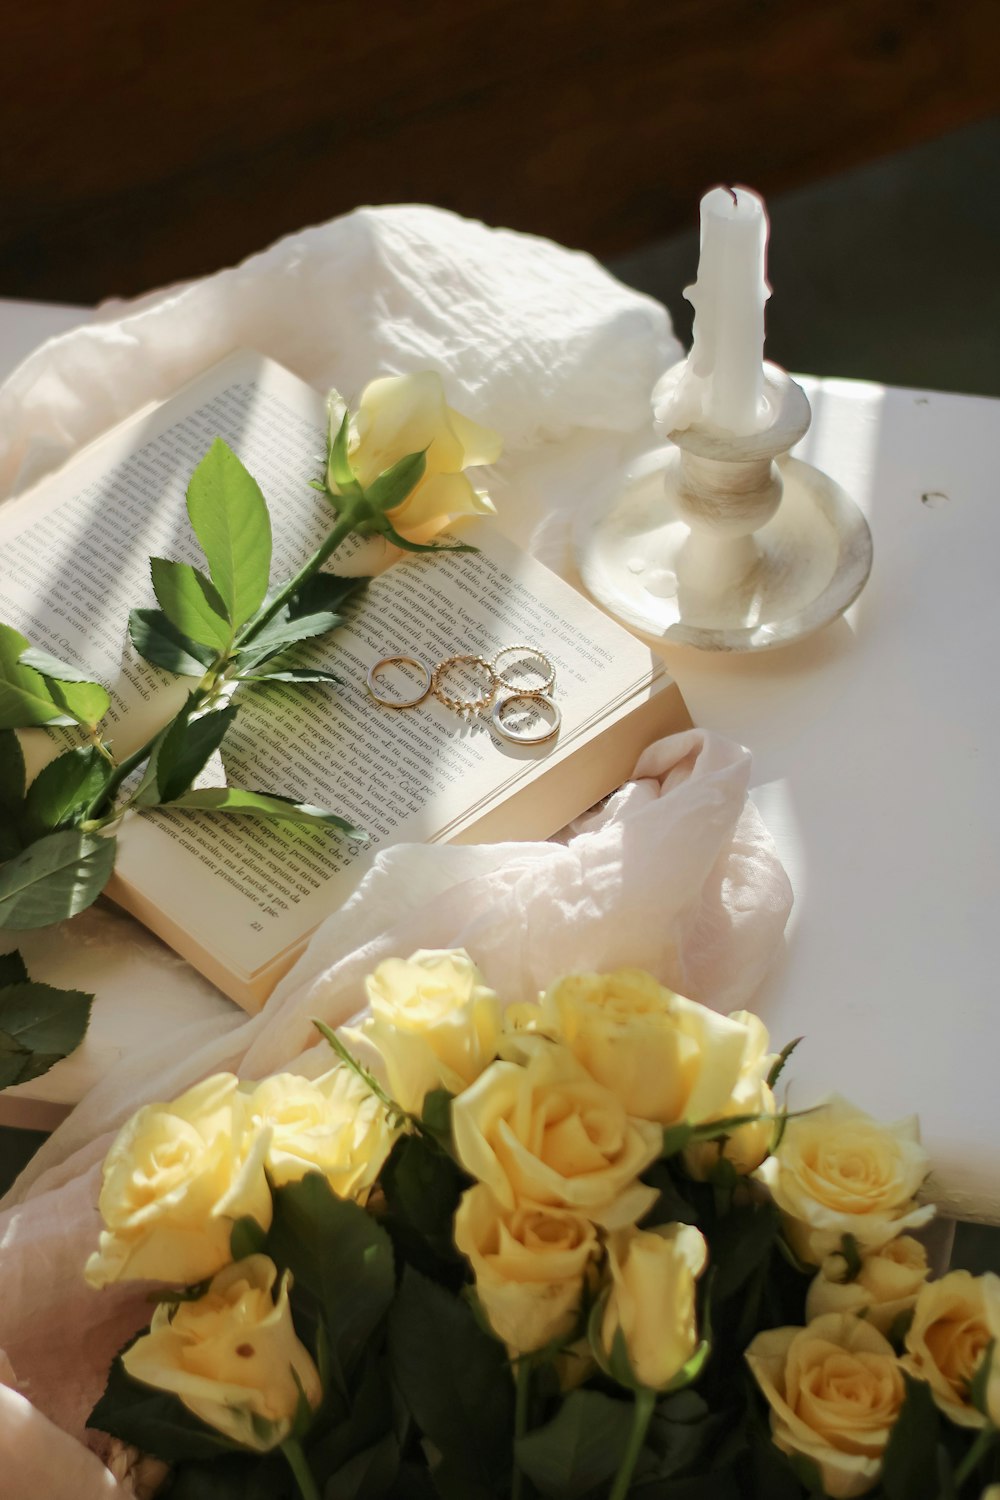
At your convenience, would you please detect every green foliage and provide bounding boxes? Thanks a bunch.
[880,1373,941,1500]
[152,704,239,805]
[186,438,272,629]
[164,786,363,837]
[515,1390,634,1498]
[0,951,92,1089]
[0,624,77,727]
[21,746,111,839]
[150,557,233,650]
[129,608,217,676]
[0,829,116,927]
[387,1266,514,1497]
[89,1343,243,1463]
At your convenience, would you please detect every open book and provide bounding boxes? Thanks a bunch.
[0,352,689,1011]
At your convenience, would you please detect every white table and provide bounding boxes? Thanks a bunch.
[1,300,997,1223]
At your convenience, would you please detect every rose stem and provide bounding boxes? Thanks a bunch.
[608,1386,656,1500]
[511,1354,534,1500]
[280,1438,322,1500]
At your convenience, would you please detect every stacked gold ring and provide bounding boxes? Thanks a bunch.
[430,654,498,713]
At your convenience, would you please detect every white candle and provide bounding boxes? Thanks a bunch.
[658,186,771,436]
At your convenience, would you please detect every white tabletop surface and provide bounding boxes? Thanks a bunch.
[0,299,996,1222]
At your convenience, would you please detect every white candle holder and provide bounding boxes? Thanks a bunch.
[574,359,873,652]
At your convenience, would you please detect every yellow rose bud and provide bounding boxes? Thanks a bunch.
[357,948,501,1114]
[122,1255,321,1451]
[599,1223,707,1391]
[903,1271,994,1428]
[746,1314,905,1498]
[451,1036,662,1229]
[806,1236,930,1335]
[328,372,502,543]
[245,1065,400,1201]
[683,1010,778,1180]
[86,1074,272,1289]
[537,970,749,1127]
[454,1184,599,1355]
[755,1095,933,1265]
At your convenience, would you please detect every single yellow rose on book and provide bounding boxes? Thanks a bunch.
[326,371,502,543]
[122,1255,321,1452]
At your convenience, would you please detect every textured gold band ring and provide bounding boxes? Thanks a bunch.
[431,654,498,713]
[366,655,433,708]
[491,644,557,695]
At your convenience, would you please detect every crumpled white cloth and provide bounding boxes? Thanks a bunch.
[0,205,790,1497]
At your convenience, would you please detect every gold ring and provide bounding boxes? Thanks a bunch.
[431,654,497,713]
[491,691,561,745]
[491,644,556,695]
[366,655,433,708]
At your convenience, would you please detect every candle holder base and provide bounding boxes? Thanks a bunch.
[574,451,872,652]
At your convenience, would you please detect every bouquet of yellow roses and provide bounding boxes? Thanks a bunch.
[84,952,1000,1500]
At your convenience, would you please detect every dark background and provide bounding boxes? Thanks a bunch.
[2,3,998,341]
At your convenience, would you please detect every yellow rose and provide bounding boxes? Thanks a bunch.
[683,1010,778,1179]
[245,1065,400,1201]
[755,1095,933,1264]
[355,948,502,1114]
[746,1313,906,1498]
[903,1271,993,1427]
[451,1036,662,1228]
[122,1255,321,1451]
[536,970,749,1128]
[454,1184,599,1355]
[86,1074,272,1289]
[328,372,502,543]
[599,1223,708,1391]
[806,1236,930,1336]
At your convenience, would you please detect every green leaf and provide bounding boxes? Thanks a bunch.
[42,675,111,728]
[0,624,75,727]
[661,1122,697,1157]
[881,1372,941,1500]
[420,1087,455,1147]
[150,556,233,650]
[709,1200,780,1304]
[287,573,367,619]
[230,1214,268,1261]
[237,610,345,657]
[0,730,26,858]
[22,746,110,838]
[364,450,427,515]
[0,829,117,928]
[326,405,360,493]
[380,1133,468,1276]
[153,705,239,805]
[129,608,217,676]
[234,666,344,685]
[88,1347,242,1463]
[0,979,92,1088]
[264,1174,394,1387]
[164,786,364,838]
[767,1036,803,1090]
[324,1432,400,1500]
[21,648,111,728]
[18,647,102,684]
[387,1266,514,1494]
[970,1337,996,1416]
[186,439,272,629]
[515,1389,634,1499]
[0,951,28,986]
[838,1232,863,1282]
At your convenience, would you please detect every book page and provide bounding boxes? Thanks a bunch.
[1,353,663,978]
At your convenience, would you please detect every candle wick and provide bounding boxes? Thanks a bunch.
[725,185,738,207]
